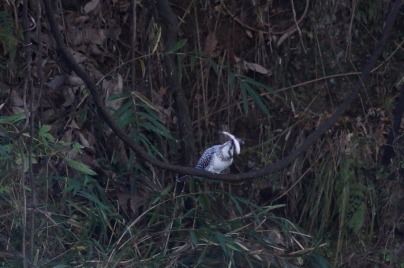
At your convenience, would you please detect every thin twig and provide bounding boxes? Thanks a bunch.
[23,0,36,266]
[290,0,307,53]
[277,0,310,47]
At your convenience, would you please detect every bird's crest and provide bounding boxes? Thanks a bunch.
[221,131,241,155]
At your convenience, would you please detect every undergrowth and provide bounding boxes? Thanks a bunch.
[0,0,403,267]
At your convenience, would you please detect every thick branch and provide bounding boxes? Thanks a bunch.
[42,0,402,182]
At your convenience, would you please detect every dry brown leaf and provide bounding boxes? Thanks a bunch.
[107,25,122,41]
[83,0,100,14]
[88,43,102,56]
[234,56,270,75]
[70,50,87,64]
[245,61,270,75]
[62,88,76,107]
[203,32,218,57]
[78,128,96,149]
[68,75,84,87]
[11,90,25,107]
[68,27,106,46]
[47,75,66,90]
[65,13,89,25]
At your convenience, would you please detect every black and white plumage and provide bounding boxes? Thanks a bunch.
[177,131,242,182]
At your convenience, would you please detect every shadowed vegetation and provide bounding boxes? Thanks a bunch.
[0,0,403,267]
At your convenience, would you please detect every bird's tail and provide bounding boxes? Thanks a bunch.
[177,175,191,182]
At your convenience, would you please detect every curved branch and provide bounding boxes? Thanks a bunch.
[42,0,402,182]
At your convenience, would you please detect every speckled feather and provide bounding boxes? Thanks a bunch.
[194,142,232,171]
[177,132,241,182]
[195,145,218,170]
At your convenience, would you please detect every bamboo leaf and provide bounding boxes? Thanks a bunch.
[242,81,270,115]
[132,91,159,112]
[240,82,249,115]
[0,112,26,124]
[237,74,274,92]
[169,39,187,52]
[64,157,97,176]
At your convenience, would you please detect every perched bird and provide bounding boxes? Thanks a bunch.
[177,131,242,182]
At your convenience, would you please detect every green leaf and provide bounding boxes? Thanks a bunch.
[160,184,173,196]
[106,92,130,102]
[214,233,229,255]
[140,122,174,140]
[38,124,54,142]
[169,38,187,52]
[240,82,249,115]
[190,230,198,247]
[138,134,163,158]
[208,58,219,75]
[64,157,97,176]
[132,91,159,112]
[0,112,26,124]
[226,242,242,252]
[39,124,51,133]
[78,190,108,210]
[114,100,135,128]
[228,72,236,89]
[0,144,12,156]
[190,54,197,71]
[239,74,274,92]
[63,178,82,196]
[242,80,270,115]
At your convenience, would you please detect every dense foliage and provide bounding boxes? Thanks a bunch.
[0,0,403,267]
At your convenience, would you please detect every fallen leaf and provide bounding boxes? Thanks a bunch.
[62,88,76,107]
[47,75,66,90]
[84,0,100,14]
[203,32,218,57]
[70,50,87,64]
[68,75,84,87]
[234,56,271,75]
[245,61,270,75]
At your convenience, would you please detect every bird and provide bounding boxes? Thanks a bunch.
[177,131,242,182]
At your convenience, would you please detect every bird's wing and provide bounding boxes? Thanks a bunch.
[195,146,217,170]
